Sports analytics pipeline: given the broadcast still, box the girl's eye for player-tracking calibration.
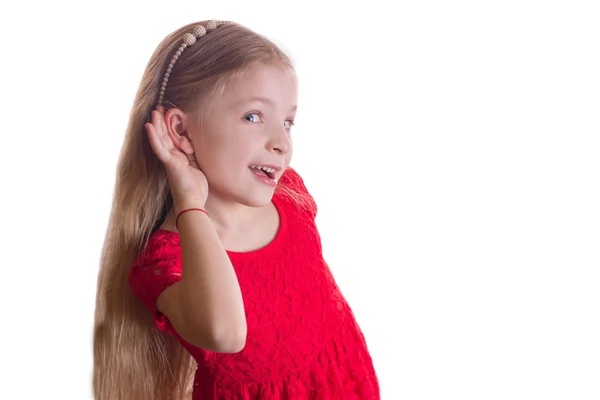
[244,113,294,129]
[244,113,262,123]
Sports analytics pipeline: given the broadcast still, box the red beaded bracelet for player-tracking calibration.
[175,208,209,231]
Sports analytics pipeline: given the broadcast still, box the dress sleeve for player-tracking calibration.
[277,166,318,218]
[128,232,182,334]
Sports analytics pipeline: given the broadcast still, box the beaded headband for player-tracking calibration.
[158,20,230,105]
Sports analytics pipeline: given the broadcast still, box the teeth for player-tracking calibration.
[250,165,276,174]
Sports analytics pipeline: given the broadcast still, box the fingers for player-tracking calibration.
[158,106,200,170]
[157,105,169,136]
[147,105,195,169]
[150,107,173,151]
[187,153,201,170]
[145,122,169,163]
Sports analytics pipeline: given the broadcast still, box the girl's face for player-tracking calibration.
[189,64,298,207]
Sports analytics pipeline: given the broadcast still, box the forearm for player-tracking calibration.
[175,202,247,349]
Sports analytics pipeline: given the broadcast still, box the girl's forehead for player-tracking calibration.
[230,65,296,88]
[219,66,298,107]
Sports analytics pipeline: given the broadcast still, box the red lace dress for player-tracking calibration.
[128,168,380,399]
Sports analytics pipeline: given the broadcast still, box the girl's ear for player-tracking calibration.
[164,108,195,155]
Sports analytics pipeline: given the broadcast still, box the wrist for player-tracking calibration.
[175,207,210,231]
[174,203,207,217]
[172,197,206,214]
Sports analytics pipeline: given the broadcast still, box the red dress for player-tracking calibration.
[128,168,380,399]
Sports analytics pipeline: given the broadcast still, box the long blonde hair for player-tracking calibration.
[93,20,299,400]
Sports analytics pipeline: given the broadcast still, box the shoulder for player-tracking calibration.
[128,230,182,301]
[128,230,183,333]
[276,166,318,218]
[278,166,309,192]
[133,230,181,267]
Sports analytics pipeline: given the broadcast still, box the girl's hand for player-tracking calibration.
[145,105,209,208]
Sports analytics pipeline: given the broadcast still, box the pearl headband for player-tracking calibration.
[158,20,230,105]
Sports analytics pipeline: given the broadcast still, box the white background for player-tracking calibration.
[1,1,599,399]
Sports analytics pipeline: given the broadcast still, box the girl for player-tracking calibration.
[93,20,380,400]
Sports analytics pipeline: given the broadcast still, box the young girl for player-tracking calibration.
[93,20,380,400]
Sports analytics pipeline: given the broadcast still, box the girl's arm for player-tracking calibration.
[144,106,246,353]
[156,203,247,353]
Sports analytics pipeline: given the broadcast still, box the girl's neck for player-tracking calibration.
[203,197,261,233]
[161,196,278,252]
[163,195,268,235]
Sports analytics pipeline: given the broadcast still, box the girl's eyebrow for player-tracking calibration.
[236,96,297,112]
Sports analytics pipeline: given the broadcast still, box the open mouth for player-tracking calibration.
[249,165,276,179]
